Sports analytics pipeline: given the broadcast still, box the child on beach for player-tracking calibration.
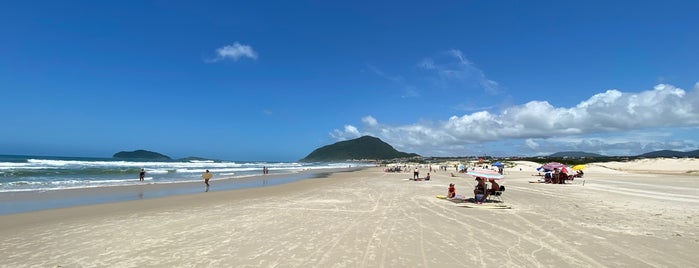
[448,183,456,198]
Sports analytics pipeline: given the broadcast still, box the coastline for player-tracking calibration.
[0,167,366,215]
[1,160,698,267]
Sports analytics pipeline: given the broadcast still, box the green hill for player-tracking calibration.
[113,150,171,160]
[549,151,605,158]
[637,149,699,158]
[300,136,419,162]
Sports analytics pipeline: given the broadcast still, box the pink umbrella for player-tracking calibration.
[542,162,566,170]
[467,169,504,180]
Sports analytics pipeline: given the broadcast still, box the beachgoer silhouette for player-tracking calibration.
[202,170,212,191]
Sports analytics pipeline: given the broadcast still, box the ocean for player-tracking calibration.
[0,154,372,214]
[0,154,369,193]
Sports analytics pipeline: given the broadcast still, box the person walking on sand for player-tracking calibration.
[202,169,212,187]
[139,168,146,182]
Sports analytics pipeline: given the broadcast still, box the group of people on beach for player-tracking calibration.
[412,167,431,181]
[139,168,214,191]
[447,177,500,204]
[543,168,582,184]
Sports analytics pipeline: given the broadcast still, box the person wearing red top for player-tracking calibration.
[447,183,456,198]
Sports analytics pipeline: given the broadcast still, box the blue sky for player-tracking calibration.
[1,1,698,161]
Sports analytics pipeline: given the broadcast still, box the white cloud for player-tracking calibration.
[525,139,539,149]
[331,83,699,156]
[210,42,258,62]
[362,116,378,126]
[369,50,502,99]
[330,125,361,140]
[419,49,503,94]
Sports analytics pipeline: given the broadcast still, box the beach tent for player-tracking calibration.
[492,162,504,167]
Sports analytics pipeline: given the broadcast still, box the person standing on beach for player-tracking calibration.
[139,168,146,182]
[413,167,419,180]
[202,169,212,189]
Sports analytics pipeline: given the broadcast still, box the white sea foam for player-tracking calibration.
[0,156,373,192]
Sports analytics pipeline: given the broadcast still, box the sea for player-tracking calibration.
[0,154,369,193]
[0,154,372,214]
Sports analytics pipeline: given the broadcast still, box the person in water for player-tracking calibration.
[139,168,146,182]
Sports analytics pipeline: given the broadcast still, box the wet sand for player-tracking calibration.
[0,160,697,267]
[0,168,356,215]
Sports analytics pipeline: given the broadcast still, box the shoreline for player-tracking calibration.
[1,161,698,266]
[0,167,358,232]
[0,167,367,215]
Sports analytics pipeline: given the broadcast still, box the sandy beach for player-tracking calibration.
[1,159,698,267]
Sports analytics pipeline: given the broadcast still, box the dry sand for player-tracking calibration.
[1,159,698,267]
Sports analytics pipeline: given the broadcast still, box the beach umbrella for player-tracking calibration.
[536,166,551,172]
[572,164,586,170]
[542,162,566,170]
[467,169,504,180]
[492,162,504,167]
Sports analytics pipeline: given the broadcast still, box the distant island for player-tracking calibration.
[300,136,419,162]
[113,150,172,160]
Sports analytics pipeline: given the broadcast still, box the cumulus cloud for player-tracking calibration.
[330,125,361,140]
[362,116,378,127]
[331,83,699,156]
[210,42,258,62]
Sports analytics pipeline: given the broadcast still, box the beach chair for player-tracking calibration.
[487,186,505,202]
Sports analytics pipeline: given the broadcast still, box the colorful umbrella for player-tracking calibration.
[572,164,586,170]
[492,162,505,167]
[467,169,504,180]
[542,162,566,170]
[536,166,550,172]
